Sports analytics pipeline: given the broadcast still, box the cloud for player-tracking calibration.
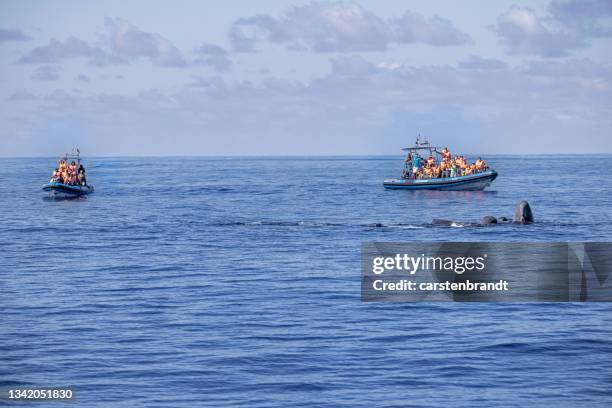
[103,17,187,67]
[229,1,471,52]
[6,56,610,155]
[76,74,90,82]
[18,36,109,64]
[31,65,61,81]
[493,2,612,58]
[330,55,380,76]
[392,11,472,46]
[193,43,232,72]
[7,90,37,101]
[0,28,31,43]
[458,55,507,70]
[17,18,187,67]
[548,0,612,36]
[492,6,584,57]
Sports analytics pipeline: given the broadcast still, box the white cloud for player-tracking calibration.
[492,6,584,57]
[4,57,611,155]
[548,0,612,36]
[31,65,61,81]
[17,18,187,67]
[230,1,471,52]
[193,43,232,72]
[103,17,187,67]
[493,1,612,58]
[18,36,109,64]
[459,55,507,70]
[0,28,31,43]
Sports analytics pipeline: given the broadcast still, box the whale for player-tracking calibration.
[480,215,498,225]
[514,200,534,224]
[432,200,534,227]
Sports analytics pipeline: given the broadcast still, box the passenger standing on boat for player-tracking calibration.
[78,164,87,186]
[449,162,456,177]
[403,153,412,178]
[426,155,435,168]
[405,152,412,165]
[412,155,421,179]
[441,147,451,161]
[438,161,446,178]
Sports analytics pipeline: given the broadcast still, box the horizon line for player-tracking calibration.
[2,152,612,159]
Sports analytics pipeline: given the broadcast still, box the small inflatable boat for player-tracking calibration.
[383,136,498,191]
[383,169,498,191]
[43,182,94,198]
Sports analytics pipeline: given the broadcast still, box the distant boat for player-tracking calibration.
[43,149,94,198]
[383,136,498,191]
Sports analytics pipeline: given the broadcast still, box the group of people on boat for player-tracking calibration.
[50,158,87,186]
[402,147,488,180]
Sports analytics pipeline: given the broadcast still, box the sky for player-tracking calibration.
[1,0,611,156]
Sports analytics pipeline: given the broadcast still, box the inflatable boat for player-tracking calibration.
[43,182,94,198]
[383,136,498,191]
[43,149,94,198]
[383,169,498,190]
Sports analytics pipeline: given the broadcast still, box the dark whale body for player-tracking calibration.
[432,200,534,227]
[480,216,498,225]
[514,200,534,224]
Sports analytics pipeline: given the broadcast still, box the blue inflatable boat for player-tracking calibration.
[383,136,498,191]
[43,150,94,198]
[383,169,498,190]
[43,182,94,198]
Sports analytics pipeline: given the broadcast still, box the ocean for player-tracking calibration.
[1,156,612,407]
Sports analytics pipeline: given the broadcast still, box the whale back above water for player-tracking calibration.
[432,200,534,227]
[480,216,498,225]
[514,200,534,224]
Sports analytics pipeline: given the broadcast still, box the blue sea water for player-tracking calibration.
[1,155,612,407]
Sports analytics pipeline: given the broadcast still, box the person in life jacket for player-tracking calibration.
[426,155,435,168]
[441,147,451,161]
[412,155,421,175]
[454,156,464,169]
[438,161,448,178]
[50,168,61,182]
[475,157,487,171]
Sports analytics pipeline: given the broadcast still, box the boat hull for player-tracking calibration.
[43,182,94,198]
[383,170,497,191]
